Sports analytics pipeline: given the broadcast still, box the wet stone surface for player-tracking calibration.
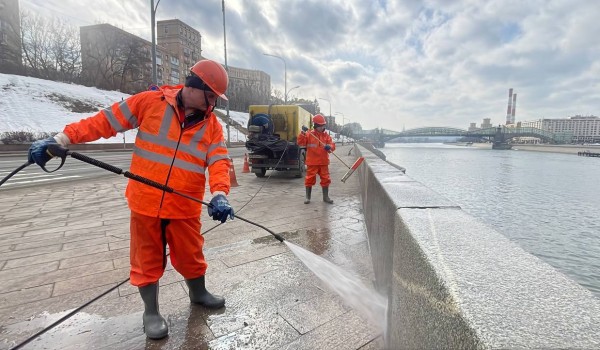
[0,145,383,349]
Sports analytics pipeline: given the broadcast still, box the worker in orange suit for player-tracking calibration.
[27,59,235,340]
[297,114,336,204]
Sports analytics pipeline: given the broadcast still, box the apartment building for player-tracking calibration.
[0,0,22,74]
[224,66,270,111]
[521,115,600,143]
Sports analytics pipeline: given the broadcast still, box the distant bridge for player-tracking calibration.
[351,126,567,149]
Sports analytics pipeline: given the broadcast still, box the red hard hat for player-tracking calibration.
[190,60,229,100]
[312,114,326,125]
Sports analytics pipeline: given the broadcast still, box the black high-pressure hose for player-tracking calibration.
[46,144,285,242]
[6,145,287,350]
[0,161,32,187]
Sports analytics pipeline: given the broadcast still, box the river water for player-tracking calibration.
[381,143,600,299]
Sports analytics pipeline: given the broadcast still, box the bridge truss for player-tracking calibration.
[352,126,564,144]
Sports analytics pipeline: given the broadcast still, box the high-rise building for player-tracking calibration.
[156,19,270,111]
[0,0,22,74]
[481,118,492,129]
[156,19,202,86]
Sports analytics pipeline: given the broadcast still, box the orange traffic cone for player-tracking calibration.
[243,153,250,173]
[228,158,239,187]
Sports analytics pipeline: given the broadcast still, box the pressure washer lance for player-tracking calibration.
[306,131,365,183]
[46,144,285,242]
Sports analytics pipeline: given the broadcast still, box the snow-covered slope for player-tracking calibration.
[0,73,249,143]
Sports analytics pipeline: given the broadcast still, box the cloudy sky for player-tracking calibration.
[20,0,600,130]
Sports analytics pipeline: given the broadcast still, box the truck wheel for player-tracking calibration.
[255,168,267,178]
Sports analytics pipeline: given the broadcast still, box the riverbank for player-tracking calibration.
[471,143,600,154]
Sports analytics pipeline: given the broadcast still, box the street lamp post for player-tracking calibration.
[150,0,161,85]
[222,0,230,146]
[318,97,331,121]
[335,112,349,145]
[286,85,300,102]
[263,53,287,104]
[335,111,345,132]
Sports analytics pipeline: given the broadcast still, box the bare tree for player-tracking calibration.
[20,10,81,81]
[50,20,81,82]
[20,11,50,78]
[117,38,149,93]
[270,88,284,105]
[80,28,120,90]
[81,25,149,93]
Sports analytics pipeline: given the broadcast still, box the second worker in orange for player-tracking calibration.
[297,114,336,204]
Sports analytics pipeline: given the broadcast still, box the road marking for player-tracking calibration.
[1,173,66,179]
[1,175,82,186]
[0,163,131,176]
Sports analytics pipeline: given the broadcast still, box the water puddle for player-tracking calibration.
[284,241,388,334]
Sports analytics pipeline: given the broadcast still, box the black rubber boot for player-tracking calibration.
[323,187,334,204]
[304,187,312,204]
[186,276,225,309]
[138,283,168,340]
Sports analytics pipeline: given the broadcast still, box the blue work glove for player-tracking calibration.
[301,125,308,134]
[324,144,332,152]
[208,194,234,223]
[28,137,57,167]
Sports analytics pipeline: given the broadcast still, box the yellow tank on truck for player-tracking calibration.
[248,105,313,142]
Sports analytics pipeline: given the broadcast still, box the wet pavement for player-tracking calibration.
[0,145,383,350]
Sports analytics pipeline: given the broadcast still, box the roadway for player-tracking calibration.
[0,147,248,190]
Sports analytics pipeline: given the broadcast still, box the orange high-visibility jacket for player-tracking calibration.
[297,130,335,165]
[62,85,230,219]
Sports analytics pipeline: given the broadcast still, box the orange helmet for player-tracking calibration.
[190,60,229,100]
[312,114,326,125]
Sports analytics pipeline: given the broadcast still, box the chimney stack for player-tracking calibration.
[511,93,517,124]
[506,88,513,125]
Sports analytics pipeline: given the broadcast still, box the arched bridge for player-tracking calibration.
[352,126,566,148]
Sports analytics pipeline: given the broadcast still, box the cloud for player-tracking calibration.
[20,0,600,130]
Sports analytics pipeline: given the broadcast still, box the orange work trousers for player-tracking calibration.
[129,210,207,287]
[305,165,331,187]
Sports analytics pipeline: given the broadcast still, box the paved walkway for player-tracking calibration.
[0,145,383,350]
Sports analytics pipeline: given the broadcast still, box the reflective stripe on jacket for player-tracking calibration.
[62,85,230,219]
[297,130,335,165]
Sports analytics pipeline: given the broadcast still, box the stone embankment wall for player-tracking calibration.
[354,144,600,349]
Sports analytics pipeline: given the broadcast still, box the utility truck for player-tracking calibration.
[245,105,313,178]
